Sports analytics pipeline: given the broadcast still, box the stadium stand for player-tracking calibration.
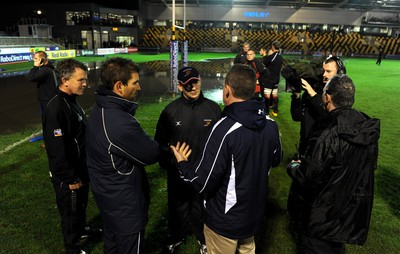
[139,27,400,57]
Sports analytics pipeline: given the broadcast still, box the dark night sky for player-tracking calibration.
[1,2,139,31]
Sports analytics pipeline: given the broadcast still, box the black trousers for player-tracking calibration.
[167,170,205,245]
[297,233,345,254]
[103,227,145,254]
[287,181,305,231]
[51,180,89,254]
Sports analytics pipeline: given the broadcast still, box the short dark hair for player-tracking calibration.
[100,57,140,90]
[272,41,281,50]
[323,55,346,74]
[324,74,355,108]
[55,58,88,84]
[246,49,256,55]
[225,64,256,100]
[35,50,47,59]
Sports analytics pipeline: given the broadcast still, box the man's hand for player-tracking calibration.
[69,181,83,190]
[286,160,301,178]
[300,78,317,97]
[170,141,192,163]
[34,57,44,67]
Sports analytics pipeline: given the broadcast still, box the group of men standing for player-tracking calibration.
[285,55,380,253]
[234,41,283,116]
[27,48,380,254]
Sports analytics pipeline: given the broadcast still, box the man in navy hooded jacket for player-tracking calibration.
[86,57,160,254]
[170,64,282,254]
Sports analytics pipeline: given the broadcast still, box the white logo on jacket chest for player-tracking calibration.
[175,121,182,126]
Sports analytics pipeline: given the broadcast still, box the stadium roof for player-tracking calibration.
[141,0,400,12]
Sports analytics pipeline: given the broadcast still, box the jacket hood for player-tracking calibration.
[222,98,266,130]
[332,107,380,146]
[95,86,138,115]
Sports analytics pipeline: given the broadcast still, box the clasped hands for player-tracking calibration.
[170,141,192,163]
[69,180,84,190]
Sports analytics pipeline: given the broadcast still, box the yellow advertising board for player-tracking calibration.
[47,50,77,59]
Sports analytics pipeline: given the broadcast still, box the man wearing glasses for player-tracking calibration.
[155,67,222,254]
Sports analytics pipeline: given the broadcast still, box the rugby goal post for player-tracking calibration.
[170,0,188,93]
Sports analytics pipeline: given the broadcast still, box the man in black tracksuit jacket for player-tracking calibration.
[234,42,250,64]
[155,67,222,254]
[27,50,57,119]
[43,59,89,254]
[244,49,269,98]
[261,41,283,115]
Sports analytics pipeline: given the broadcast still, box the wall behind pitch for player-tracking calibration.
[142,5,364,26]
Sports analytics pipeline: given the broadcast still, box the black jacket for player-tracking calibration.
[27,63,57,104]
[290,88,329,155]
[262,51,283,88]
[234,51,247,64]
[43,90,88,187]
[86,87,160,235]
[244,59,269,88]
[287,107,380,245]
[178,98,282,239]
[154,92,222,179]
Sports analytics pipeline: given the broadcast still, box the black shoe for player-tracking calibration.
[160,241,182,254]
[198,241,207,254]
[81,226,103,239]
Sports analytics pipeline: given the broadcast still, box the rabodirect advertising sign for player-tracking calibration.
[0,47,32,64]
[0,53,33,64]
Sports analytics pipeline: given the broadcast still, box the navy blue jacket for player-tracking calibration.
[86,87,160,235]
[178,98,282,239]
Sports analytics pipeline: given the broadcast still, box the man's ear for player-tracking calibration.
[113,81,123,95]
[177,84,184,92]
[224,84,231,98]
[324,93,333,109]
[326,93,332,102]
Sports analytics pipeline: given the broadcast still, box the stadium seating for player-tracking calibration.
[139,27,400,57]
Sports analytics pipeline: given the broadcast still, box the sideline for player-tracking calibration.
[0,104,94,156]
[0,131,42,155]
